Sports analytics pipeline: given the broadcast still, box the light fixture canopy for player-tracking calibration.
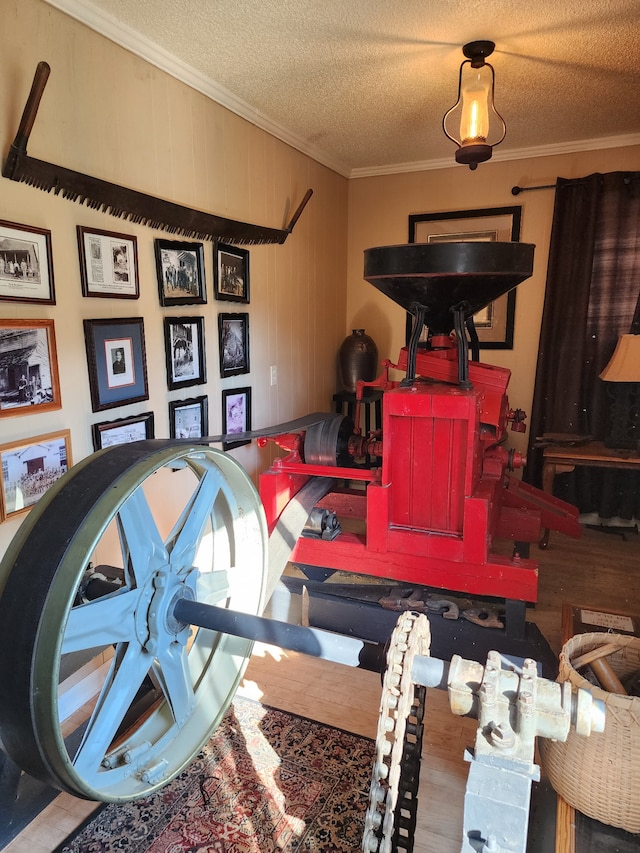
[443,40,506,170]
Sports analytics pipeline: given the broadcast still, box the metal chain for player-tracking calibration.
[362,612,431,853]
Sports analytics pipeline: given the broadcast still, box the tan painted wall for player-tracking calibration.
[347,145,640,455]
[0,0,348,554]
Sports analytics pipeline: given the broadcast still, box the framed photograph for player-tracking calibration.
[0,219,55,304]
[218,312,249,378]
[164,316,206,391]
[169,396,209,439]
[0,430,71,521]
[92,411,155,451]
[84,318,149,412]
[222,387,251,450]
[408,205,522,349]
[214,242,249,303]
[155,239,206,306]
[77,226,139,298]
[0,319,61,418]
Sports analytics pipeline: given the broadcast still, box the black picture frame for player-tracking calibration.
[169,395,209,439]
[77,226,140,299]
[0,219,55,304]
[407,205,522,349]
[92,411,155,450]
[155,239,206,306]
[0,319,62,418]
[218,312,250,377]
[222,387,251,450]
[214,242,250,303]
[84,317,149,412]
[164,316,206,391]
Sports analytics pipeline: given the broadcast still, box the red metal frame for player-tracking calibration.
[259,340,580,604]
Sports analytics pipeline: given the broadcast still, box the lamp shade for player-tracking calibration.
[599,334,640,382]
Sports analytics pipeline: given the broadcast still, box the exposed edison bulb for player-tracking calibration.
[459,66,492,143]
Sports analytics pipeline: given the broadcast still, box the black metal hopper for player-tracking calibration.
[363,241,535,334]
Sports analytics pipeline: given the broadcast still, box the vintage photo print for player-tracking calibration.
[105,337,135,389]
[164,317,206,390]
[218,313,249,377]
[0,220,55,304]
[77,227,139,298]
[0,320,61,417]
[0,430,71,519]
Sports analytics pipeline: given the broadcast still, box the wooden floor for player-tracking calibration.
[4,526,639,852]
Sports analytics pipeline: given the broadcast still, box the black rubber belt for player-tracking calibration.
[175,411,336,447]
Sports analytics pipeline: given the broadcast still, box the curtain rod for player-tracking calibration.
[512,174,638,196]
[511,183,556,195]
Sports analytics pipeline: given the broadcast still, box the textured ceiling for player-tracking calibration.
[48,0,640,176]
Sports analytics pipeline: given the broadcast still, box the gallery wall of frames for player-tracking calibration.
[0,219,253,523]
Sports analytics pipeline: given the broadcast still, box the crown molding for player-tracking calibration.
[350,134,640,179]
[43,1,640,182]
[42,0,353,177]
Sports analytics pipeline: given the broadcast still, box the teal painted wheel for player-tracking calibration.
[0,440,267,802]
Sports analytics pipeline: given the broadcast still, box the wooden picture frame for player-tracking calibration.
[0,429,71,521]
[222,387,251,450]
[155,239,206,306]
[164,316,206,390]
[0,219,55,304]
[214,242,249,303]
[169,396,209,439]
[77,226,140,298]
[84,318,149,412]
[0,319,62,418]
[408,205,522,349]
[92,411,155,451]
[218,312,249,377]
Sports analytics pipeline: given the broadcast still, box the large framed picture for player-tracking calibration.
[222,387,251,450]
[164,316,206,390]
[0,319,61,418]
[169,396,209,439]
[92,411,155,451]
[408,205,522,349]
[214,242,249,303]
[0,429,71,521]
[218,312,249,378]
[77,226,140,298]
[155,239,206,306]
[0,219,55,304]
[84,318,149,412]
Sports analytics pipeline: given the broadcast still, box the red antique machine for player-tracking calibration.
[259,241,580,606]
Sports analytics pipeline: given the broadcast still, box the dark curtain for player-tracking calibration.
[526,171,640,521]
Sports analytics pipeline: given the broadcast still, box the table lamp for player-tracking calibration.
[599,332,640,450]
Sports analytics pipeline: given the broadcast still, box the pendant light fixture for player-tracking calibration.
[443,40,506,170]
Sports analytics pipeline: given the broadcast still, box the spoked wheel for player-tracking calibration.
[0,440,268,802]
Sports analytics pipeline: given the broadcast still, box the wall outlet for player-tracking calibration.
[270,365,277,386]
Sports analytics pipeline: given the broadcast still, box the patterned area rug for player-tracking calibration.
[56,696,375,852]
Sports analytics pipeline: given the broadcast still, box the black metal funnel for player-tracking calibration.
[363,241,535,334]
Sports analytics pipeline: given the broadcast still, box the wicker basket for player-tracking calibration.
[539,632,640,833]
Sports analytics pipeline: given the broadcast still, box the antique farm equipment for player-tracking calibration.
[0,240,586,850]
[362,613,604,853]
[259,241,581,608]
[3,62,312,245]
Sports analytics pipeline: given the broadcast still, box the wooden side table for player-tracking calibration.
[540,441,640,547]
